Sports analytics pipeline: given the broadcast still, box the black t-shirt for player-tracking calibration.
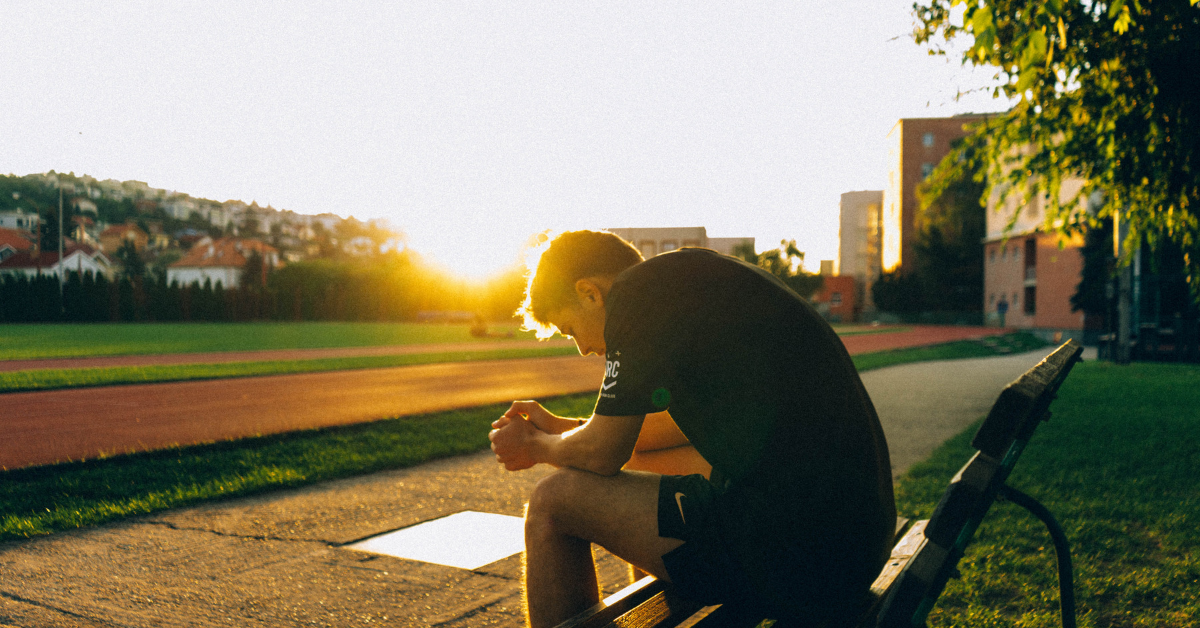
[595,248,895,597]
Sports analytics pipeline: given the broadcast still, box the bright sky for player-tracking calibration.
[0,1,1008,280]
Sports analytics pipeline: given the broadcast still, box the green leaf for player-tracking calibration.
[1114,5,1133,34]
[971,4,995,34]
[1022,30,1049,68]
[1016,68,1039,93]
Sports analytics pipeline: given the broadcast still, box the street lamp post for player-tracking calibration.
[58,183,65,312]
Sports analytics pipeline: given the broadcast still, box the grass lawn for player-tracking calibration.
[0,346,579,393]
[832,324,912,336]
[0,321,541,360]
[851,331,1048,372]
[895,361,1200,627]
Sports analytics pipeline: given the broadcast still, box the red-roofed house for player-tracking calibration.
[0,242,112,280]
[99,223,149,253]
[167,237,280,288]
[0,228,34,263]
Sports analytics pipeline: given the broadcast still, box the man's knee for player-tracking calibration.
[526,468,592,535]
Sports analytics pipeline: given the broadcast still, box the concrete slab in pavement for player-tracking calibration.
[0,347,1083,628]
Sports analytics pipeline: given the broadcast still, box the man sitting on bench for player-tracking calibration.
[488,230,896,627]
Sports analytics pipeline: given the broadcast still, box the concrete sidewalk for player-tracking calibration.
[0,348,1080,628]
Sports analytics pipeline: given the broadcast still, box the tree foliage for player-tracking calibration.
[114,240,146,281]
[914,0,1200,289]
[916,141,989,311]
[732,239,825,299]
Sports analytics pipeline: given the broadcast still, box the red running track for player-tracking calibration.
[0,326,996,470]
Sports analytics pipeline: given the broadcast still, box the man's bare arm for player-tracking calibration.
[490,403,644,476]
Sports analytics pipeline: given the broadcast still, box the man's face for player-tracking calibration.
[546,299,606,357]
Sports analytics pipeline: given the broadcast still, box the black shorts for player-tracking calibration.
[656,474,867,621]
[657,473,765,611]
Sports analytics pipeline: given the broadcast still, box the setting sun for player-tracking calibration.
[405,227,531,283]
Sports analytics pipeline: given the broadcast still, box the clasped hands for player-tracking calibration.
[489,400,578,471]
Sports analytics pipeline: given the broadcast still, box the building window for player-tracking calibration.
[638,241,656,258]
[988,293,995,305]
[660,240,678,253]
[923,132,935,147]
[1024,286,1036,315]
[921,163,935,178]
[1001,247,1007,261]
[989,249,996,263]
[831,292,842,307]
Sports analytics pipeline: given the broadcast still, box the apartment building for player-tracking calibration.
[983,178,1087,333]
[882,115,988,274]
[605,227,754,259]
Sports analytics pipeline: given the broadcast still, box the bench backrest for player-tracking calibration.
[874,340,1083,628]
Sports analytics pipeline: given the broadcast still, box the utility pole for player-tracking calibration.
[58,182,66,314]
[1115,212,1132,364]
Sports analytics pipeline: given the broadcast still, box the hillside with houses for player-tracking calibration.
[0,172,521,324]
[0,172,400,284]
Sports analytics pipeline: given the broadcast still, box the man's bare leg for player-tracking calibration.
[523,468,682,628]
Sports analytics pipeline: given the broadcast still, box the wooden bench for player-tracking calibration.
[554,340,1084,628]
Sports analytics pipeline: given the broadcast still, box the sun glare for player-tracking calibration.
[409,231,528,282]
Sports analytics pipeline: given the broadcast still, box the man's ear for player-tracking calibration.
[573,278,605,309]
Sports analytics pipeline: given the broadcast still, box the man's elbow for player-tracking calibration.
[573,443,629,476]
[588,458,627,477]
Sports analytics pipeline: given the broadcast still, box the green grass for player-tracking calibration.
[895,361,1200,627]
[0,322,541,360]
[0,394,599,541]
[851,331,1049,372]
[832,325,912,336]
[0,346,579,393]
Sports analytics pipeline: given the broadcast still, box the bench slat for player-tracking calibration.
[835,520,928,628]
[556,577,669,628]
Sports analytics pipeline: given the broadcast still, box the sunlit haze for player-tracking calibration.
[1,1,1009,281]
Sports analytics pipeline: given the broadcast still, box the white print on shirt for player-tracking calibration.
[600,355,620,398]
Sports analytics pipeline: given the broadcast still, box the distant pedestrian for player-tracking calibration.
[997,296,1009,328]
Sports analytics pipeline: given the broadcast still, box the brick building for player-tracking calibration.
[983,178,1087,334]
[882,115,988,274]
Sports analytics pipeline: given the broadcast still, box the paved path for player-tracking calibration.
[0,348,1072,628]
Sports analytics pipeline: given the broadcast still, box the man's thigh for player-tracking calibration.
[528,468,683,579]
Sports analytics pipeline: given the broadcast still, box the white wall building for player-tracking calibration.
[167,237,280,289]
[606,227,754,259]
[0,209,42,233]
[0,245,112,280]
